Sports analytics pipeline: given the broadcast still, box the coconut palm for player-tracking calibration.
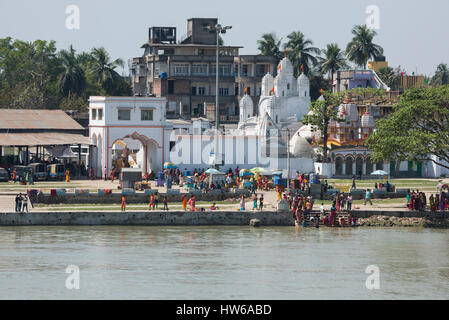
[257,33,283,62]
[283,31,320,77]
[346,25,384,69]
[318,43,348,83]
[89,47,124,95]
[431,63,449,86]
[377,66,398,90]
[58,45,86,98]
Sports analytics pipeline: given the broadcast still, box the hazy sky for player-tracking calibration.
[0,0,448,76]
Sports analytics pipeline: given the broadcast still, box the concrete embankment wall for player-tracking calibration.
[0,210,294,226]
[34,192,248,205]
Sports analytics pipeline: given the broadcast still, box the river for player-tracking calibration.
[0,226,448,299]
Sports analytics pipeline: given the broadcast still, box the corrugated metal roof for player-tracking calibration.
[0,109,84,130]
[0,132,91,146]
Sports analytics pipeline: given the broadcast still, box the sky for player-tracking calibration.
[0,0,448,77]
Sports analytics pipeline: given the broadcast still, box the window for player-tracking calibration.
[246,86,251,96]
[241,64,249,76]
[235,85,239,96]
[118,109,131,120]
[91,109,97,120]
[219,88,229,96]
[98,109,103,120]
[174,63,189,76]
[191,86,197,96]
[192,64,207,76]
[198,49,205,55]
[198,87,205,96]
[154,62,160,77]
[141,109,154,121]
[168,80,174,94]
[211,64,232,76]
[256,64,266,76]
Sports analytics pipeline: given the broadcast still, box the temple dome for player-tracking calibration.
[361,110,375,127]
[239,94,254,109]
[289,133,316,158]
[277,57,294,76]
[298,72,309,84]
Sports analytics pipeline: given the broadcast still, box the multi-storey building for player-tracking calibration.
[130,18,277,123]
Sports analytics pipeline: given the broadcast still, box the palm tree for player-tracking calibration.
[377,66,398,90]
[89,47,124,95]
[58,45,86,98]
[283,31,320,77]
[346,25,383,69]
[257,33,283,62]
[318,43,348,83]
[431,63,449,86]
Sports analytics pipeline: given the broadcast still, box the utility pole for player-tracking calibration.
[286,128,290,192]
[207,23,232,169]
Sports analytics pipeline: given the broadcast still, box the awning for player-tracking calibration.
[45,146,78,158]
[0,132,91,146]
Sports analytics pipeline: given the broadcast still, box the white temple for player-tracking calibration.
[238,56,311,132]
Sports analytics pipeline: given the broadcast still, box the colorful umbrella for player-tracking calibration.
[205,168,220,174]
[250,167,268,173]
[163,162,177,169]
[239,169,254,177]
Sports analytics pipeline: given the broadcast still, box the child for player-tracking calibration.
[259,194,264,210]
[252,194,258,210]
[210,203,218,210]
[163,196,168,210]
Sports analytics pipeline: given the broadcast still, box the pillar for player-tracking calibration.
[363,162,367,176]
[78,144,82,177]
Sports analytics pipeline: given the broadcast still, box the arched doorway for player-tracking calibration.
[366,156,373,175]
[335,156,343,175]
[345,157,353,176]
[112,132,161,175]
[356,156,364,177]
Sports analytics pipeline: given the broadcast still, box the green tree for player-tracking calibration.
[58,45,86,98]
[0,38,61,108]
[377,66,398,91]
[367,85,449,171]
[257,33,283,63]
[89,47,125,95]
[346,25,383,69]
[431,63,449,86]
[301,90,345,162]
[318,43,348,83]
[283,31,320,77]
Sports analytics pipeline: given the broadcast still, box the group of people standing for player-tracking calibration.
[14,193,30,213]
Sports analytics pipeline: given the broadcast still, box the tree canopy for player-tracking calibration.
[367,85,449,170]
[301,90,345,162]
[0,38,131,112]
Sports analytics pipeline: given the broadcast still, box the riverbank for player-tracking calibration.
[1,209,448,227]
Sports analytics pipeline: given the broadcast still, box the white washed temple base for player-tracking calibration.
[314,162,333,178]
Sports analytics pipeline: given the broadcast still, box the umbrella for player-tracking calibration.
[239,169,254,177]
[163,162,177,169]
[370,170,388,175]
[250,167,268,174]
[205,168,220,174]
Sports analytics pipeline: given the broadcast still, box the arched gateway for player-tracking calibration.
[89,96,172,178]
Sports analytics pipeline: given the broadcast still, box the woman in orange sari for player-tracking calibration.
[181,195,187,211]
